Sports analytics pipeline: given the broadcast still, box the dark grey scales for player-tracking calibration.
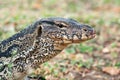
[0,17,96,80]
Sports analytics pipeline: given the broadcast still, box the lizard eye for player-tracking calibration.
[55,22,68,28]
[83,28,87,32]
[58,24,64,28]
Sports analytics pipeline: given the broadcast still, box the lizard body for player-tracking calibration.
[0,17,95,80]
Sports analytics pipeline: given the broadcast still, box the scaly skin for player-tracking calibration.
[0,17,95,80]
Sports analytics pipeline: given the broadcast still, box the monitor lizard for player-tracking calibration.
[0,17,96,80]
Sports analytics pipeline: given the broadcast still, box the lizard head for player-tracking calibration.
[38,17,96,50]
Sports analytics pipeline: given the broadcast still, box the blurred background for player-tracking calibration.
[0,0,120,80]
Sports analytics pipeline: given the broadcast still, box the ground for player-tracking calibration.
[0,0,120,80]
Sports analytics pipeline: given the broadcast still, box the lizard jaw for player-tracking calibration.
[62,31,96,44]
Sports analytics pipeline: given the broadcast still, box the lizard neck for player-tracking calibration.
[0,33,35,58]
[27,37,63,67]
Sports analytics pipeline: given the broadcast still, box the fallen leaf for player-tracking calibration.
[102,47,110,53]
[102,67,120,76]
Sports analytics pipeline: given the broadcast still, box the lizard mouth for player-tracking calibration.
[53,32,96,44]
[49,30,96,44]
[87,31,96,39]
[51,30,96,51]
[62,31,96,44]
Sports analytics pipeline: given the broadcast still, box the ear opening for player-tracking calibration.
[35,25,42,38]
